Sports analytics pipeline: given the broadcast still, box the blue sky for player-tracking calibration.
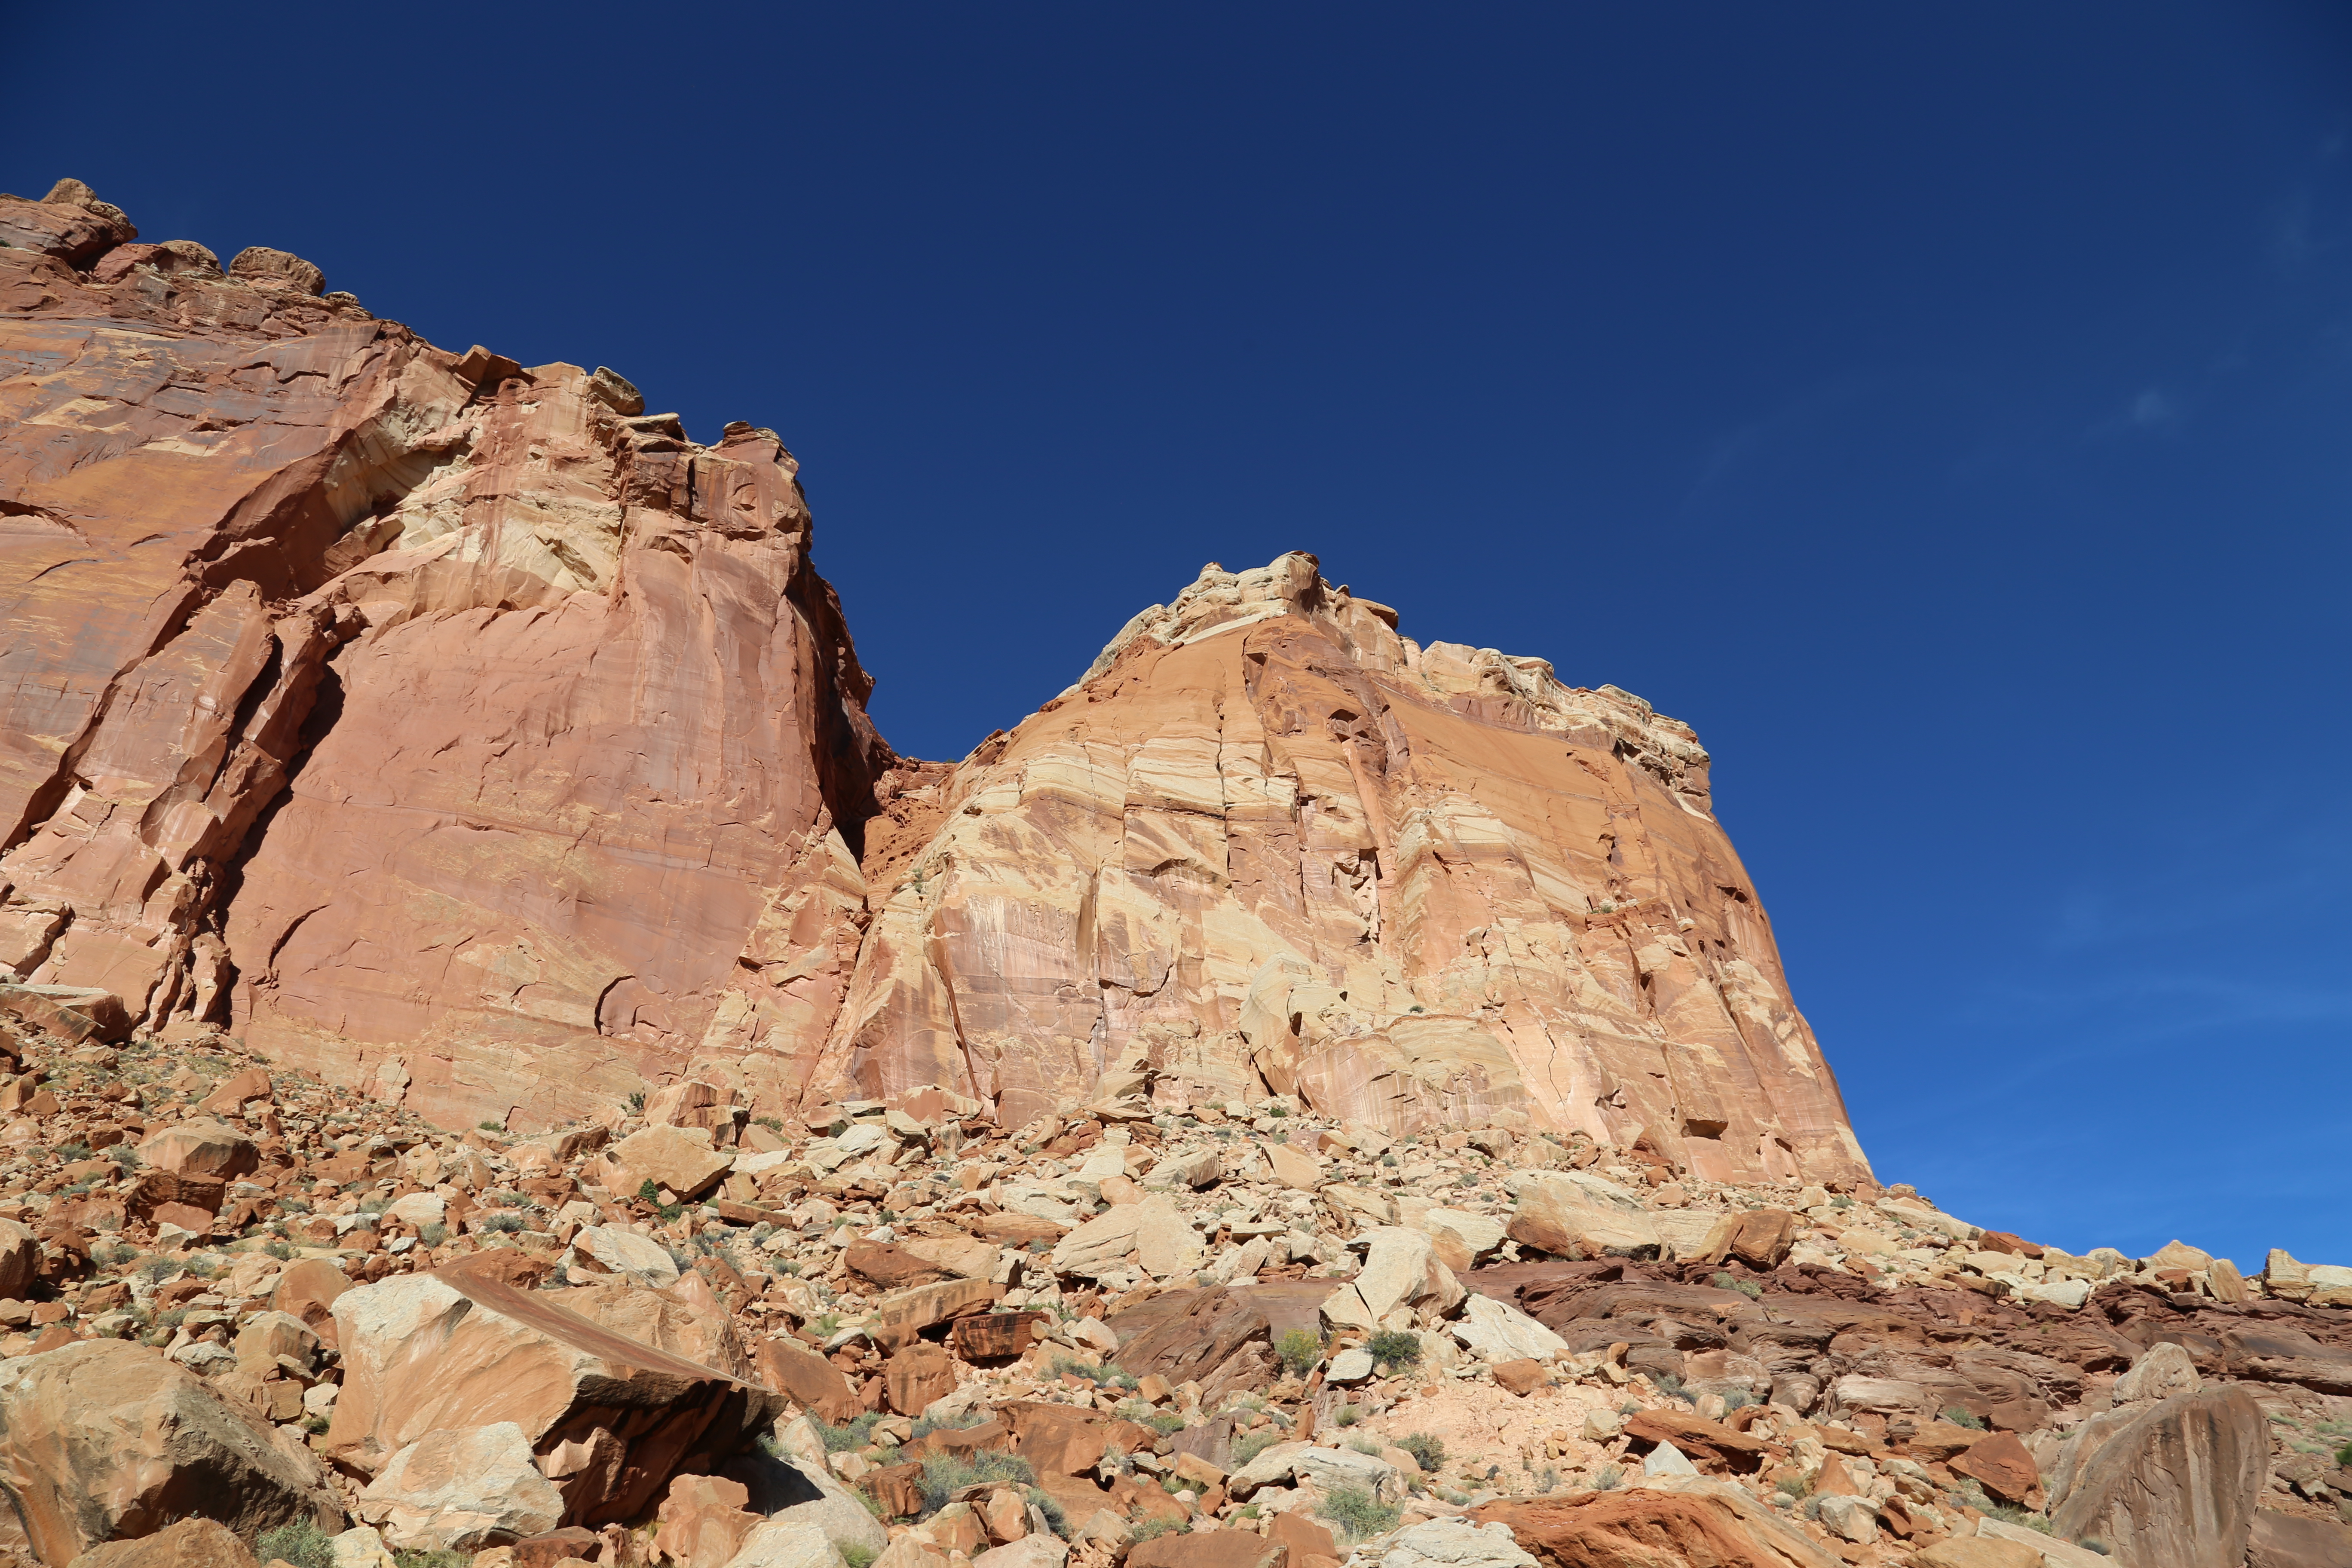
[15,2,2349,1270]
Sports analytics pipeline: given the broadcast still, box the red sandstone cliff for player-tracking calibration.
[0,181,1870,1184]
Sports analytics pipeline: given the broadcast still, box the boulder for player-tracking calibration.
[2246,1509,2352,1568]
[270,1257,355,1346]
[865,1278,1002,1350]
[609,1125,733,1200]
[1051,1206,1142,1277]
[567,1225,681,1287]
[0,984,132,1043]
[2048,1385,2268,1568]
[1621,1410,1766,1474]
[723,1519,852,1568]
[62,1516,260,1567]
[1127,1532,1280,1568]
[0,1339,343,1565]
[1369,1517,1534,1568]
[753,1335,862,1421]
[1705,1209,1800,1270]
[136,1119,259,1179]
[2112,1341,2200,1404]
[1473,1487,1839,1568]
[1950,1429,2042,1506]
[885,1342,958,1416]
[1504,1173,1662,1259]
[1263,1142,1323,1191]
[652,1472,762,1568]
[1135,1193,1205,1277]
[355,1421,566,1551]
[0,1216,38,1298]
[973,1537,1069,1568]
[327,1268,778,1527]
[1450,1292,1567,1364]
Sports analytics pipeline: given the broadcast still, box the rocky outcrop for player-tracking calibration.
[0,1338,343,1564]
[2,182,1867,1179]
[812,554,1868,1183]
[2047,1385,2269,1568]
[0,181,889,1130]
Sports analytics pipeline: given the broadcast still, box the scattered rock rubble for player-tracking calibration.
[0,1006,2342,1568]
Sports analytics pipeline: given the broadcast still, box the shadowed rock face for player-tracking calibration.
[0,182,1868,1181]
[814,554,1871,1185]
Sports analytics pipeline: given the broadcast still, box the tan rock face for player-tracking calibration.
[0,186,888,1130]
[809,554,1869,1185]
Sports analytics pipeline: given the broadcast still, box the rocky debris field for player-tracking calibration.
[0,995,2344,1568]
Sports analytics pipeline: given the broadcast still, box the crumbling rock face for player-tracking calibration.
[0,181,891,1130]
[814,554,1869,1184]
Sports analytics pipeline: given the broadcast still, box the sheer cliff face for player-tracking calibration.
[0,183,888,1129]
[0,182,1868,1184]
[816,555,1871,1186]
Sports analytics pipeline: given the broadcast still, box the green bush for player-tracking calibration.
[1396,1432,1446,1473]
[909,1410,991,1442]
[2335,1440,2352,1467]
[1120,1403,1185,1436]
[1317,1485,1400,1543]
[254,1521,335,1568]
[393,1552,469,1568]
[1942,1407,1988,1431]
[1594,1464,1623,1491]
[1130,1517,1190,1542]
[1709,1271,1762,1300]
[916,1449,1038,1514]
[1366,1329,1422,1367]
[1649,1372,1691,1404]
[842,1547,878,1568]
[1275,1328,1323,1376]
[816,1412,884,1452]
[1333,1405,1360,1427]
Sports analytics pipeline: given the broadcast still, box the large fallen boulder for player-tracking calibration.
[0,1338,344,1565]
[1473,1485,1840,1568]
[327,1267,781,1528]
[1503,1173,1662,1259]
[354,1421,566,1551]
[61,1516,260,1567]
[2047,1385,2268,1568]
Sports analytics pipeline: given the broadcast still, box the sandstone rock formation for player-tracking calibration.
[3,181,1867,1185]
[0,180,890,1132]
[814,554,1868,1184]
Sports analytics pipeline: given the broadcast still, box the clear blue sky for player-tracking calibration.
[17,3,2349,1271]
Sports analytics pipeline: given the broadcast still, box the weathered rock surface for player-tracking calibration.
[0,1338,343,1564]
[0,181,891,1130]
[2047,1386,2269,1568]
[808,554,1868,1182]
[1474,1485,1840,1568]
[354,1420,564,1550]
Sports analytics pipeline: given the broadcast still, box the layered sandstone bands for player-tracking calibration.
[0,181,1868,1185]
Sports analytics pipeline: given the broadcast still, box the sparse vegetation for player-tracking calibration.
[1710,1271,1762,1300]
[1275,1327,1323,1375]
[1942,1406,1988,1431]
[915,1449,1038,1514]
[1367,1328,1422,1367]
[254,1521,335,1568]
[1396,1432,1446,1473]
[815,1412,884,1451]
[1594,1464,1624,1491]
[841,1547,877,1568]
[1233,1430,1281,1468]
[1317,1485,1400,1543]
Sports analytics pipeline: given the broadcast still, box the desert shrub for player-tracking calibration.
[1026,1486,1069,1538]
[254,1522,335,1568]
[392,1553,468,1568]
[1593,1464,1623,1491]
[2335,1440,2352,1467]
[1318,1485,1400,1543]
[1649,1372,1692,1404]
[816,1412,884,1452]
[1333,1405,1360,1427]
[916,1449,1038,1514]
[1367,1329,1422,1367]
[1396,1432,1446,1473]
[1120,1404,1185,1436]
[1709,1271,1762,1300]
[1275,1328,1323,1375]
[909,1409,991,1442]
[1942,1407,1988,1431]
[841,1548,877,1568]
[478,1212,524,1234]
[1130,1517,1189,1541]
[1721,1390,1755,1411]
